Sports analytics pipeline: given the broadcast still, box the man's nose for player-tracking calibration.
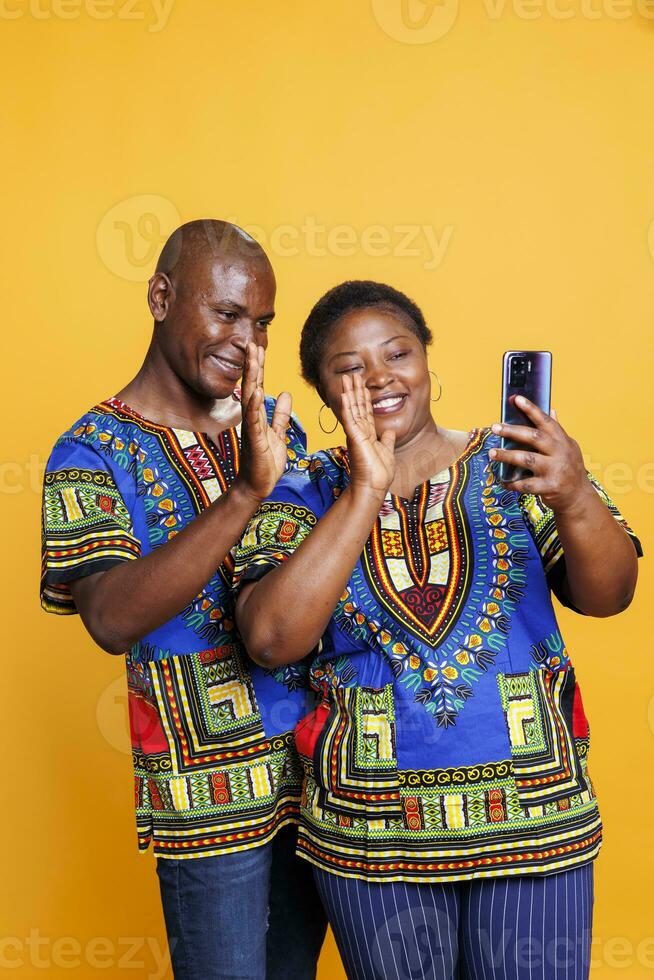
[230,319,256,349]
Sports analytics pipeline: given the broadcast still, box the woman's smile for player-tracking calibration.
[370,391,408,415]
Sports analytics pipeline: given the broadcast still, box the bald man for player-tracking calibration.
[41,221,326,979]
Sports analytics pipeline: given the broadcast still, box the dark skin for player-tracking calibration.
[236,307,638,669]
[70,220,293,655]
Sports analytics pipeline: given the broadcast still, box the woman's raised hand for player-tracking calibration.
[236,342,292,502]
[341,373,396,498]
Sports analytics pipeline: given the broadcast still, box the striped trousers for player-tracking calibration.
[314,863,594,980]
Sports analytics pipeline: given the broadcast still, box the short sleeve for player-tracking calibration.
[41,440,141,615]
[233,459,329,590]
[519,472,643,585]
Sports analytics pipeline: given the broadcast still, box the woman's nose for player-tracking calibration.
[366,366,394,390]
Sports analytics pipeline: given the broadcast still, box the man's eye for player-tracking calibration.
[257,321,270,331]
[218,311,237,320]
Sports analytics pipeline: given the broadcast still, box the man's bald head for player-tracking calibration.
[155,219,272,281]
[146,218,277,402]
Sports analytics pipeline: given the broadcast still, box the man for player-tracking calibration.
[41,220,326,979]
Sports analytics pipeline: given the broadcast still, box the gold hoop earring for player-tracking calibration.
[429,370,443,403]
[319,403,338,434]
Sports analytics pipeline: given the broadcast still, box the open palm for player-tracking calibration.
[341,373,396,496]
[239,343,292,500]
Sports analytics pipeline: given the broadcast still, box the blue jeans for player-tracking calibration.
[157,825,327,980]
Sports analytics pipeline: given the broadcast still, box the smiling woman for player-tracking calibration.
[234,280,642,980]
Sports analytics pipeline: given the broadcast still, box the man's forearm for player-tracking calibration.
[553,486,638,616]
[71,479,262,653]
[237,485,383,667]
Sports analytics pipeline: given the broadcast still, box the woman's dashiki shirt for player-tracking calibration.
[234,429,642,883]
[41,397,313,860]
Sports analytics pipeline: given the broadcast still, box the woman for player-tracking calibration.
[234,281,641,980]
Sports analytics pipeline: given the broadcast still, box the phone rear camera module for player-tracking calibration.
[509,356,527,387]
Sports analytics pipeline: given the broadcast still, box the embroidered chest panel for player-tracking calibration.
[363,465,471,647]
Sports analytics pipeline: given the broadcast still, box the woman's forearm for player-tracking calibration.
[553,484,638,616]
[236,485,384,667]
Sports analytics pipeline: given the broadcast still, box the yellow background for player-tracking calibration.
[2,1,654,976]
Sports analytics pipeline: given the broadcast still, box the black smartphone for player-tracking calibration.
[498,350,552,483]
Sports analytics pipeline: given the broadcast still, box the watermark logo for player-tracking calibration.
[96,194,181,282]
[372,0,654,42]
[96,674,131,755]
[371,0,460,43]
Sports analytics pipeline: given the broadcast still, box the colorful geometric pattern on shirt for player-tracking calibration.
[518,473,642,576]
[297,770,600,882]
[42,400,308,860]
[297,722,598,882]
[41,467,140,610]
[149,646,273,771]
[129,649,304,857]
[309,686,399,810]
[235,432,640,881]
[326,438,530,728]
[498,667,587,804]
[293,652,600,881]
[233,500,318,586]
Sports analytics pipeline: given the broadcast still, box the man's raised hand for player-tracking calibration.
[236,342,293,503]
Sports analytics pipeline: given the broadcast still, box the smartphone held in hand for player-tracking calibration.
[498,351,552,483]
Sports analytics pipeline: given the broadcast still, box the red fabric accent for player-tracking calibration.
[294,702,330,760]
[572,683,589,738]
[129,693,169,753]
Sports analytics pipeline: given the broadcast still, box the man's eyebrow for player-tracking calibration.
[329,335,409,362]
[206,300,275,320]
[207,299,245,312]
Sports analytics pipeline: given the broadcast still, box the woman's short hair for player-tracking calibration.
[299,280,433,389]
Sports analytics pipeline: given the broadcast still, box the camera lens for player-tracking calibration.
[510,356,527,387]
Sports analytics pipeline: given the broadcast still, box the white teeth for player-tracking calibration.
[375,396,403,408]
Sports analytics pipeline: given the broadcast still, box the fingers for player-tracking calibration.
[241,342,259,405]
[511,395,554,429]
[489,446,545,474]
[340,389,357,440]
[363,385,376,430]
[271,391,292,439]
[244,383,264,429]
[256,343,265,390]
[354,374,366,421]
[500,476,542,495]
[491,421,553,451]
[380,428,396,452]
[550,407,558,421]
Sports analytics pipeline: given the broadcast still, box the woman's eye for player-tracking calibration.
[389,351,408,361]
[339,365,362,374]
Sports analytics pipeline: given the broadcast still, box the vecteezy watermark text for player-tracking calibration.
[0,931,172,976]
[0,0,174,32]
[371,0,654,45]
[95,195,456,281]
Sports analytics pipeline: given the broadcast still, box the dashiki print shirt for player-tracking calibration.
[234,429,642,883]
[41,396,312,860]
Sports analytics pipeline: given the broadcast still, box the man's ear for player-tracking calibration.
[148,272,174,323]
